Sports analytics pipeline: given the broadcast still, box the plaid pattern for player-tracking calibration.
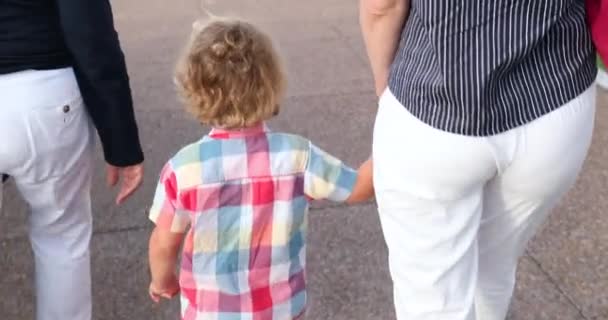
[149,124,356,320]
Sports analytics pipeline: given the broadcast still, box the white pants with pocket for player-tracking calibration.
[0,68,95,320]
[373,87,596,320]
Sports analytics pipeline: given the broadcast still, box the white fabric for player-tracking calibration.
[0,68,95,320]
[373,87,596,320]
[597,68,608,89]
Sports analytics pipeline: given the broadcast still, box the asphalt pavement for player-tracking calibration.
[1,1,607,319]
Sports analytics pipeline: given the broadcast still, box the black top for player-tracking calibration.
[389,0,597,136]
[0,0,143,166]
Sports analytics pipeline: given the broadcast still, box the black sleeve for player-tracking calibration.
[55,0,144,167]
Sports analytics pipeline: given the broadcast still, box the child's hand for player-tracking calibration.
[346,159,374,204]
[149,276,180,303]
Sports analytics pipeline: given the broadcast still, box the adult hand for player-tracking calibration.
[106,163,144,205]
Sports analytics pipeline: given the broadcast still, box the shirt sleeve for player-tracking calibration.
[149,163,190,233]
[55,0,143,167]
[304,143,357,202]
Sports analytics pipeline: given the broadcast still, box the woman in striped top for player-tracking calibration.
[360,0,597,319]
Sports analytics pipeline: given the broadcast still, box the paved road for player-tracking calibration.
[1,1,607,319]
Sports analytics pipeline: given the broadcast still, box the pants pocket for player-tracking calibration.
[26,97,92,181]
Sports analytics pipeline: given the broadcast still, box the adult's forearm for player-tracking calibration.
[73,68,143,167]
[56,0,144,166]
[360,0,410,96]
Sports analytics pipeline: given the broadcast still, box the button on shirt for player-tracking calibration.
[389,0,597,136]
[149,124,357,320]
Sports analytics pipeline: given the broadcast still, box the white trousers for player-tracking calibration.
[0,68,95,320]
[598,68,608,89]
[373,87,596,320]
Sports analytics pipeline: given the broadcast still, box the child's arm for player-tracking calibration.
[148,226,184,302]
[304,143,374,204]
[346,159,374,204]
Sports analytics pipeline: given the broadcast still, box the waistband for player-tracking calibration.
[0,67,81,110]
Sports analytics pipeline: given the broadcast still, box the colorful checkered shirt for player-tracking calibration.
[149,124,357,320]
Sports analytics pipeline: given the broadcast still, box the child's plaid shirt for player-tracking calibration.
[149,124,357,320]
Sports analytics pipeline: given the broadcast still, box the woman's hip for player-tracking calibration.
[372,90,496,202]
[0,67,93,181]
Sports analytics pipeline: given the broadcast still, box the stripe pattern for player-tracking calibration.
[389,0,597,136]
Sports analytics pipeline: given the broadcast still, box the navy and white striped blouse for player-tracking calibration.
[388,0,597,136]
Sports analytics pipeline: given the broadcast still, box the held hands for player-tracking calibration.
[149,275,180,303]
[106,163,144,205]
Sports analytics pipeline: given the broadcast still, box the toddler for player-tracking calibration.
[147,19,374,320]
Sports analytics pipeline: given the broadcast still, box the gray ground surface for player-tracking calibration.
[1,1,607,319]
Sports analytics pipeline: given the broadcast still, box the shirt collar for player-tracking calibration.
[209,122,269,139]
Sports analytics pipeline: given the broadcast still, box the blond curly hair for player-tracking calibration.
[175,19,286,129]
